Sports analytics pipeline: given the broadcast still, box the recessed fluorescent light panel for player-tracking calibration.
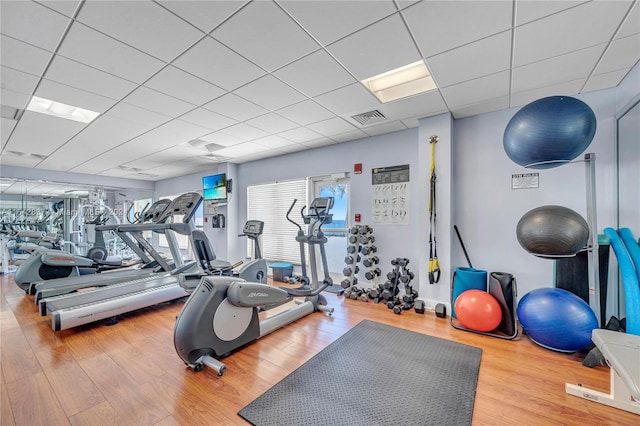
[361,60,436,103]
[26,96,100,123]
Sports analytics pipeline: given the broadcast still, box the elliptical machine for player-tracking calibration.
[173,197,335,376]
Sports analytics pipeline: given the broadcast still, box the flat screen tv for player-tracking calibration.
[203,173,227,202]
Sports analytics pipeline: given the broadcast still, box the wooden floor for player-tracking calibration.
[1,273,637,426]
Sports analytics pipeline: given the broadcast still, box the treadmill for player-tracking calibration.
[30,198,177,302]
[39,192,204,331]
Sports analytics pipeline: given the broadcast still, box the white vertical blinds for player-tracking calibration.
[247,179,307,263]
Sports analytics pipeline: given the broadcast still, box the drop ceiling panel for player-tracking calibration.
[1,67,39,98]
[144,65,226,106]
[37,0,82,18]
[220,123,269,141]
[215,141,271,157]
[44,55,137,100]
[135,145,205,163]
[377,90,448,121]
[328,14,420,80]
[275,100,335,126]
[513,1,632,67]
[0,35,52,76]
[582,69,630,93]
[157,0,248,33]
[0,153,43,168]
[76,0,204,62]
[253,135,297,149]
[126,120,212,152]
[122,86,195,117]
[234,75,306,111]
[203,93,268,122]
[273,50,356,97]
[427,31,512,88]
[616,1,639,39]
[0,88,31,111]
[514,1,587,26]
[173,36,265,91]
[277,127,323,143]
[404,1,513,57]
[105,103,171,128]
[58,22,165,84]
[314,83,380,117]
[278,0,398,46]
[198,132,245,147]
[451,95,510,120]
[1,118,16,145]
[300,138,335,148]
[4,111,85,156]
[593,34,640,75]
[361,121,408,137]
[440,71,511,109]
[511,44,606,93]
[178,108,237,132]
[245,113,298,134]
[511,79,586,108]
[0,1,70,51]
[212,1,319,72]
[330,129,369,143]
[35,79,117,113]
[307,117,358,137]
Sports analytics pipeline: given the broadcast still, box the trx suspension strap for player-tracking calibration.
[428,135,440,284]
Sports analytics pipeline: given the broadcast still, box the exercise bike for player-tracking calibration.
[173,197,335,376]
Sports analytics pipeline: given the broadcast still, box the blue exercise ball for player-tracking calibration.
[516,205,589,257]
[503,96,596,169]
[517,288,598,352]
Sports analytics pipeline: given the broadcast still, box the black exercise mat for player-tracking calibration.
[238,320,482,426]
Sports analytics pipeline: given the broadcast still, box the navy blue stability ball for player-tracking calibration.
[516,205,589,257]
[503,96,596,169]
[517,288,598,353]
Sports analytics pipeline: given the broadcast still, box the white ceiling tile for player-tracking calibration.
[328,14,420,80]
[276,143,308,154]
[203,93,268,122]
[1,118,17,145]
[105,103,171,128]
[157,0,248,33]
[451,95,510,119]
[273,50,356,97]
[361,121,408,137]
[307,117,358,137]
[278,127,323,143]
[512,44,606,93]
[253,135,297,149]
[76,0,203,62]
[276,100,335,126]
[128,120,211,151]
[245,113,298,134]
[427,31,512,87]
[35,79,117,113]
[401,117,420,128]
[215,141,271,157]
[300,138,336,148]
[4,111,85,156]
[178,108,237,131]
[404,1,513,57]
[278,0,398,46]
[377,90,448,121]
[1,67,39,96]
[44,55,137,100]
[314,83,380,116]
[0,152,42,168]
[331,129,368,143]
[198,132,245,147]
[142,145,205,162]
[440,71,511,108]
[513,1,631,67]
[35,0,82,17]
[234,75,306,111]
[123,86,195,117]
[0,0,70,51]
[0,35,51,76]
[582,69,630,93]
[616,0,639,39]
[144,65,226,106]
[1,88,31,110]
[220,123,269,141]
[594,34,640,75]
[173,36,265,91]
[515,1,588,26]
[212,1,319,72]
[57,22,164,84]
[510,79,586,108]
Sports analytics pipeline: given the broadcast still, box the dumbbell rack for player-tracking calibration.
[341,225,380,301]
[368,257,423,314]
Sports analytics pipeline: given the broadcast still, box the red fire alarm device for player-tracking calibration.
[354,213,361,222]
[354,163,362,174]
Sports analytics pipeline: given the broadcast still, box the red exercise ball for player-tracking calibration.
[454,289,502,332]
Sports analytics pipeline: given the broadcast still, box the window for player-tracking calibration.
[247,179,307,263]
[312,177,350,274]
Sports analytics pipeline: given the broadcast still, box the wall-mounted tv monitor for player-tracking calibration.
[203,173,227,201]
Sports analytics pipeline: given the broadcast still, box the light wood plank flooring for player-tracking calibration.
[1,273,637,425]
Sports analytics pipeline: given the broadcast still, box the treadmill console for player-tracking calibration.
[242,220,264,237]
[142,199,173,223]
[156,192,203,224]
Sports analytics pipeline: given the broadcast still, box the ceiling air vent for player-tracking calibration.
[351,109,386,126]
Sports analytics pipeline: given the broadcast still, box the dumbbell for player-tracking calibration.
[387,271,398,281]
[341,278,352,289]
[358,225,372,235]
[368,285,383,299]
[363,256,379,267]
[349,226,360,235]
[342,265,359,276]
[359,235,375,244]
[348,235,359,244]
[344,255,360,264]
[349,287,365,300]
[386,298,400,310]
[400,271,415,283]
[402,289,419,303]
[347,245,358,254]
[364,268,381,280]
[359,292,369,302]
[414,299,426,314]
[360,245,377,255]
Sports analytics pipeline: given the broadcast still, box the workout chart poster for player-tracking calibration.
[371,164,410,225]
